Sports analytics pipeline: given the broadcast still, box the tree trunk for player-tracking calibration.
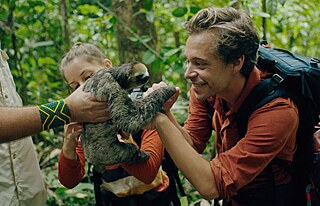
[8,0,28,104]
[112,0,161,84]
[60,0,71,52]
[262,0,267,41]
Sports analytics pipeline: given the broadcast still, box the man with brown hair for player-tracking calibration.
[146,7,300,205]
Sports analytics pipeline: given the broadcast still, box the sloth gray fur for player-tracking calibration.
[81,62,176,173]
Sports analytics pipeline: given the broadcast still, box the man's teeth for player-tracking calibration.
[193,83,206,87]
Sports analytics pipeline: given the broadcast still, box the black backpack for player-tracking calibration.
[235,44,320,205]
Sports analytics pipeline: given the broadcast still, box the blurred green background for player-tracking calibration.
[0,0,319,205]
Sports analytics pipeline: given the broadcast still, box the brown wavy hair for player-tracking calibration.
[185,7,259,77]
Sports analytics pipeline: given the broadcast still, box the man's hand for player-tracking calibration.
[144,82,180,112]
[65,84,110,123]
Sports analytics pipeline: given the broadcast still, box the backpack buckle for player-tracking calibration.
[268,74,284,95]
[270,73,284,87]
[311,58,320,68]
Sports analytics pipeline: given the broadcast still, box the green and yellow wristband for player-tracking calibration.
[37,99,71,131]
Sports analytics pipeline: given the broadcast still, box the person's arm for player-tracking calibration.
[122,129,164,184]
[0,106,41,143]
[58,123,86,188]
[143,83,218,199]
[144,83,213,151]
[166,111,194,146]
[153,113,219,200]
[0,85,109,143]
[58,145,86,188]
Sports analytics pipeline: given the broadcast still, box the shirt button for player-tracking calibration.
[4,94,8,98]
[13,154,16,159]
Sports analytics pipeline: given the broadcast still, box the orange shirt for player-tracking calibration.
[58,129,169,190]
[184,67,299,201]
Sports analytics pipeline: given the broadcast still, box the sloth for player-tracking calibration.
[81,62,176,173]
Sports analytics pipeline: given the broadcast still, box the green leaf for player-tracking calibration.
[140,35,152,43]
[78,4,100,15]
[146,11,155,23]
[252,11,271,18]
[38,57,56,66]
[190,6,201,14]
[128,36,139,42]
[278,0,286,6]
[267,0,278,16]
[142,50,156,64]
[228,0,239,7]
[150,57,161,72]
[173,62,185,74]
[172,7,188,17]
[145,0,153,11]
[164,48,180,57]
[28,1,45,7]
[180,196,188,206]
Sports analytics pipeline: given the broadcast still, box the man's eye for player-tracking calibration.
[196,61,204,66]
[196,62,208,68]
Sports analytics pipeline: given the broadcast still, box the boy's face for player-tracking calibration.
[184,30,237,101]
[63,57,108,90]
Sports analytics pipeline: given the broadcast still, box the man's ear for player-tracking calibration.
[103,58,112,68]
[232,55,245,73]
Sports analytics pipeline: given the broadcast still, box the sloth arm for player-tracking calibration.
[58,143,86,188]
[122,129,164,184]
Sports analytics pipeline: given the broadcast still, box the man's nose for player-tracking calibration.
[184,64,197,79]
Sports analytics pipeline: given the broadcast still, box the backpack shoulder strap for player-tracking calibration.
[237,76,291,137]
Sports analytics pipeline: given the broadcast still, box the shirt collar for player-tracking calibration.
[213,67,261,114]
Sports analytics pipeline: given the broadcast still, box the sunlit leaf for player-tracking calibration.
[140,35,152,43]
[128,36,139,42]
[278,0,286,6]
[38,57,56,66]
[252,11,271,18]
[146,11,155,22]
[180,196,188,206]
[228,0,239,7]
[142,50,156,64]
[164,48,180,57]
[78,4,100,15]
[267,0,278,16]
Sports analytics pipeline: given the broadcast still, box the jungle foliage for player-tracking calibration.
[0,0,319,205]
